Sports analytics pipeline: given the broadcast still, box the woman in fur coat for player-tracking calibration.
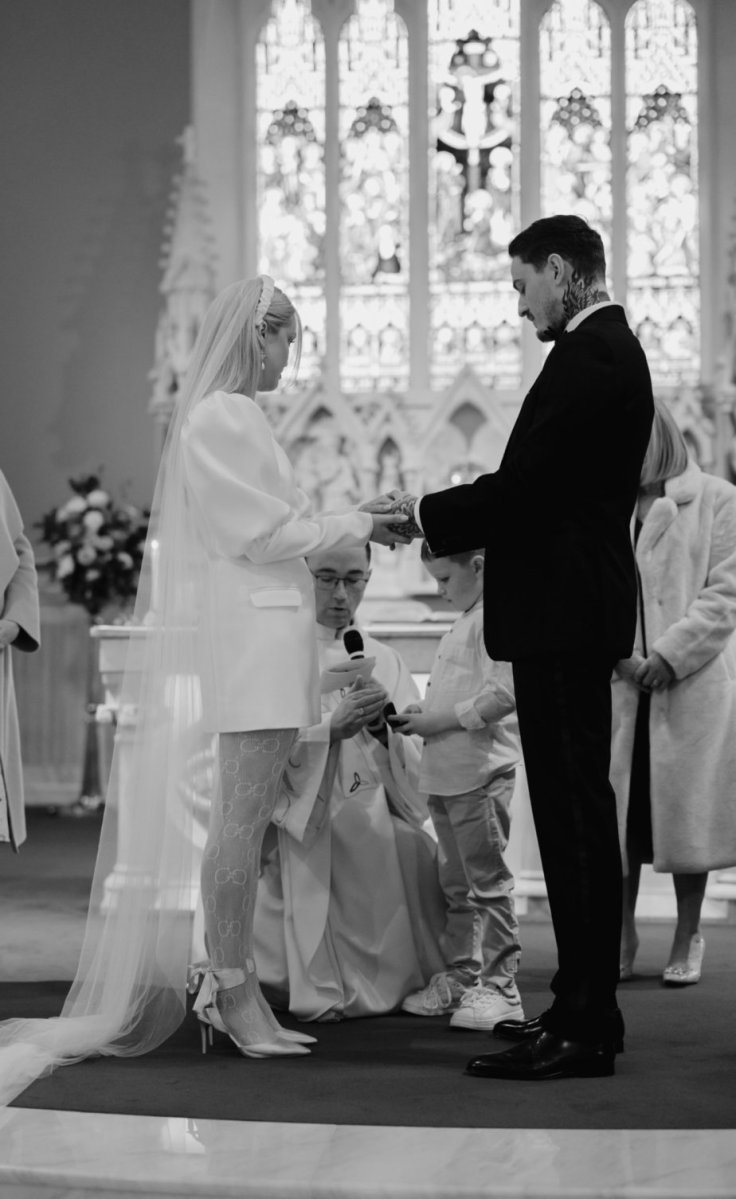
[0,469,40,850]
[611,398,736,987]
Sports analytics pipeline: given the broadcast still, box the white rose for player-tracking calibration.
[64,496,87,516]
[117,552,134,569]
[86,489,110,508]
[57,554,75,579]
[77,545,97,565]
[83,511,105,533]
[54,540,72,556]
[86,569,101,581]
[93,535,114,551]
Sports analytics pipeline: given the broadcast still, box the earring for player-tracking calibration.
[260,358,265,369]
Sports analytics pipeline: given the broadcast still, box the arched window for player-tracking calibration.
[194,0,706,471]
[256,0,326,383]
[428,3,522,390]
[625,0,700,385]
[539,0,612,256]
[250,0,702,402]
[339,1,410,393]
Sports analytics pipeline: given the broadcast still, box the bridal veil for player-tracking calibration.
[0,277,289,1103]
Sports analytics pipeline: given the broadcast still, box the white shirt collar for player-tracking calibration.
[565,300,617,334]
[316,622,343,642]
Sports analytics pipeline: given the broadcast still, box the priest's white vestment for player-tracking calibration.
[254,624,447,1021]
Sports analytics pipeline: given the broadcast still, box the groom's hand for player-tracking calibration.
[368,511,412,547]
[386,493,422,541]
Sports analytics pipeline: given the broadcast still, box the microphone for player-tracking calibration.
[343,629,364,660]
[343,630,384,733]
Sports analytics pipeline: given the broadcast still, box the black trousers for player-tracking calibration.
[512,652,622,1042]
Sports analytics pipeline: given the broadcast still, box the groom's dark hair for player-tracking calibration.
[508,215,606,283]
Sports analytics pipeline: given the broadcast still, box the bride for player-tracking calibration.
[0,275,405,1098]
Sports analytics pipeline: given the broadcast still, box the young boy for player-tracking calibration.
[392,542,524,1030]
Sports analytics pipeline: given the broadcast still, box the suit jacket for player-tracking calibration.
[420,307,654,661]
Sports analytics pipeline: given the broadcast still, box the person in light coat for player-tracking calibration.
[611,397,736,987]
[254,543,445,1022]
[0,469,40,851]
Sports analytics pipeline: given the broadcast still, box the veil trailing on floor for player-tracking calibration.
[0,278,280,1104]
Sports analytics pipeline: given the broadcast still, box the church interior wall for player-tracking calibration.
[2,0,736,536]
[0,0,191,537]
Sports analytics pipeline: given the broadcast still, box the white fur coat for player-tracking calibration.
[610,459,736,873]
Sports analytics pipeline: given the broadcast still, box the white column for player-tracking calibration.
[609,0,629,307]
[191,0,245,287]
[397,0,429,405]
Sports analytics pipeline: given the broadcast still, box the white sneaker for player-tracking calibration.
[449,986,525,1031]
[401,972,469,1016]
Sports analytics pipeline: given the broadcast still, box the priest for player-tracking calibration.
[254,543,446,1022]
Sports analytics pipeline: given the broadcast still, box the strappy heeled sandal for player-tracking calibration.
[186,962,311,1057]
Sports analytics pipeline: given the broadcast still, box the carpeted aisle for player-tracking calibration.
[3,920,736,1129]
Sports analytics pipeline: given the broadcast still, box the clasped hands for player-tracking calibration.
[617,650,675,692]
[360,490,422,550]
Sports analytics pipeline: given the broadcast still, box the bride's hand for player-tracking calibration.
[359,495,396,514]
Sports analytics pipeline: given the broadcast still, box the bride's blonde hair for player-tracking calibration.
[186,277,302,405]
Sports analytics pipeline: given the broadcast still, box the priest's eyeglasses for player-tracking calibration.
[310,572,370,591]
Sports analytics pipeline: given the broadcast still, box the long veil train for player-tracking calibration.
[0,283,273,1105]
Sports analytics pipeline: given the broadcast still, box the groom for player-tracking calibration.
[379,215,654,1080]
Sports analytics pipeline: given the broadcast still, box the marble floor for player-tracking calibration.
[1,1107,735,1199]
[3,816,735,1199]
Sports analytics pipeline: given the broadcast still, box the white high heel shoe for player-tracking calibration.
[186,963,311,1057]
[187,961,316,1045]
[662,934,705,987]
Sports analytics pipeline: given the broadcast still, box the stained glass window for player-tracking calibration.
[626,0,699,386]
[539,1,612,258]
[428,1,522,390]
[339,0,409,394]
[252,0,702,407]
[256,0,326,383]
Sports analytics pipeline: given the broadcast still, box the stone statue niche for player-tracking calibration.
[290,407,362,513]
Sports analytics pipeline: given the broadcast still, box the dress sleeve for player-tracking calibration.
[181,393,372,562]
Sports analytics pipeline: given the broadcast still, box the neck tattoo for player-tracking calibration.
[561,275,610,325]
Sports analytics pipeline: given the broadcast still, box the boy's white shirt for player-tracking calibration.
[419,600,520,796]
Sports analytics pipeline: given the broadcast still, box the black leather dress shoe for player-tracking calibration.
[466,1030,615,1080]
[494,1010,625,1054]
[493,1014,546,1041]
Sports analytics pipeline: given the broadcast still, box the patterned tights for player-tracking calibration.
[200,728,296,1046]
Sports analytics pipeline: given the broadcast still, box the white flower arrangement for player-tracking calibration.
[36,472,151,618]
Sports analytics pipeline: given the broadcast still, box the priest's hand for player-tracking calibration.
[329,677,388,743]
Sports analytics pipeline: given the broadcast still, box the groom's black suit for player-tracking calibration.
[420,306,654,1042]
